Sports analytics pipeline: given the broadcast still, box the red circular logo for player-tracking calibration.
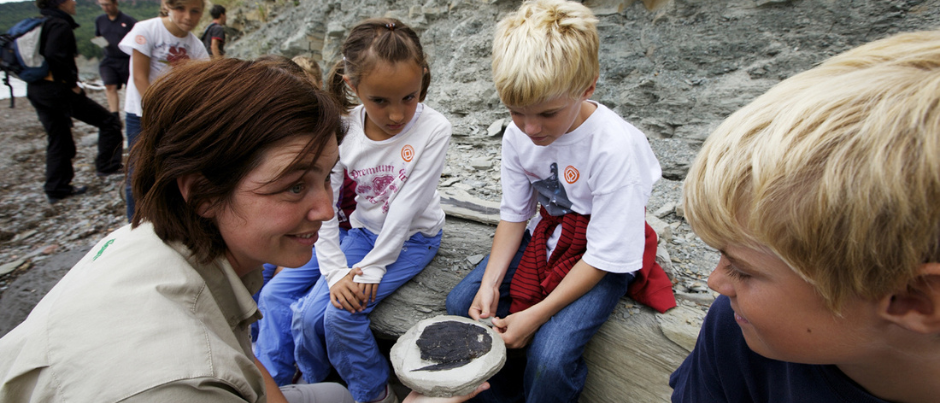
[564,165,580,184]
[401,145,415,162]
[134,35,146,45]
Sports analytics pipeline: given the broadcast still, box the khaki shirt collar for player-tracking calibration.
[170,242,264,329]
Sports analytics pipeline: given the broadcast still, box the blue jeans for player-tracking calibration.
[255,229,347,385]
[250,263,279,342]
[292,227,442,402]
[124,112,141,222]
[446,232,634,403]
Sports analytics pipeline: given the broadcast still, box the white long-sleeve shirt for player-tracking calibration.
[316,104,451,286]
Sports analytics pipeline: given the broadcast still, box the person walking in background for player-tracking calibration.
[118,0,209,222]
[201,4,226,58]
[93,0,136,116]
[28,0,124,204]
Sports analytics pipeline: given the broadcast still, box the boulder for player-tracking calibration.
[371,218,705,403]
[0,247,90,337]
[0,217,703,402]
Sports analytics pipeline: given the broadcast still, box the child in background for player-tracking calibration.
[256,18,451,403]
[445,1,675,402]
[670,31,940,403]
[119,0,209,222]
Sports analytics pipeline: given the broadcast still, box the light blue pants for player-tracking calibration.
[255,229,347,385]
[292,227,442,402]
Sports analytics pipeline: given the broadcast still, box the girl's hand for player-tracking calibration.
[356,280,378,305]
[402,382,490,403]
[491,310,542,349]
[330,268,365,313]
[468,284,500,321]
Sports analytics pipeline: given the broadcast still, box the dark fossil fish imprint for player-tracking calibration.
[412,321,492,372]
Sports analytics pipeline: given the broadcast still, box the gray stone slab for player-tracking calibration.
[0,247,90,338]
[391,315,505,398]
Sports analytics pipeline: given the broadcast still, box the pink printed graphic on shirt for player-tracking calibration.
[352,165,409,214]
[372,175,394,194]
[166,46,190,65]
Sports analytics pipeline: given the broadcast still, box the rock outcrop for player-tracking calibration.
[3,1,938,402]
[372,216,704,402]
[217,1,940,401]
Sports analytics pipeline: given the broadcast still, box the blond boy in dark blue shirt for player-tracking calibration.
[671,30,940,403]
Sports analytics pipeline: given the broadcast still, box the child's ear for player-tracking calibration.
[880,262,940,334]
[176,174,215,218]
[579,75,599,101]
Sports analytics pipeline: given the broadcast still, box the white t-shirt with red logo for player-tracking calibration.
[119,18,209,116]
[316,103,451,286]
[500,101,662,274]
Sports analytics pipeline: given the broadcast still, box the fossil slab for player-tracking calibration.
[391,315,505,397]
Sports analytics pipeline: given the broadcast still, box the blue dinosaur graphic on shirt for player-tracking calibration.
[532,162,573,216]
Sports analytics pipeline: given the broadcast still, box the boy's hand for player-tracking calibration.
[329,268,366,313]
[491,310,542,349]
[357,281,378,305]
[468,284,500,321]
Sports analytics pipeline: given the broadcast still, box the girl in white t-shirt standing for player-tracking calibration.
[257,18,451,403]
[118,0,209,222]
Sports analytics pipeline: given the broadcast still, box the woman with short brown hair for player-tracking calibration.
[0,58,346,402]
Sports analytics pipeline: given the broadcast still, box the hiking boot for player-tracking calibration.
[96,168,123,178]
[47,185,88,204]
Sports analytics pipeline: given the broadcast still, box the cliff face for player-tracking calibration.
[227,0,939,147]
[216,1,938,401]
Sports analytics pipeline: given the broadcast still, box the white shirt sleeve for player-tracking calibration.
[118,20,152,58]
[315,160,352,287]
[499,130,538,222]
[582,130,659,273]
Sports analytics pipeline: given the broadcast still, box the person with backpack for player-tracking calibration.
[201,5,225,58]
[27,0,124,204]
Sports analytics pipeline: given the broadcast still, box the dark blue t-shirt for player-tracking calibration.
[669,295,888,403]
[94,11,136,60]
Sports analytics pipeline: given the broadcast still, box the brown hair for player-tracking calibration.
[130,58,344,264]
[255,54,306,77]
[327,18,430,112]
[159,0,200,18]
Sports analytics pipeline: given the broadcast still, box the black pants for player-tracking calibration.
[26,81,123,198]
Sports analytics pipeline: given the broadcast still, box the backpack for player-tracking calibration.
[200,22,216,53]
[1,17,48,108]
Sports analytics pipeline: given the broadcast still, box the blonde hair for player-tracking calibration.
[292,56,323,89]
[492,0,599,106]
[684,31,940,312]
